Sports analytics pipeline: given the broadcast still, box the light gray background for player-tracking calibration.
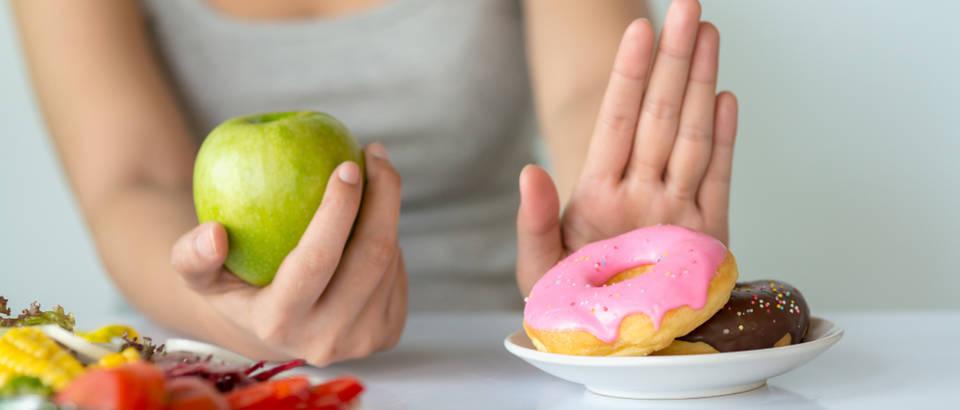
[1,1,958,323]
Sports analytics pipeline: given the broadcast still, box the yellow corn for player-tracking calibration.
[76,324,140,343]
[0,327,85,391]
[95,347,141,369]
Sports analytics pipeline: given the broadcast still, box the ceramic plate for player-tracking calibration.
[504,316,842,399]
[164,338,257,365]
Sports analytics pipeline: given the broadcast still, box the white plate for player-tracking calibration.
[164,338,257,365]
[504,316,843,399]
[163,338,320,382]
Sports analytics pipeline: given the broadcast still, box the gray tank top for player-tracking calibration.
[141,0,535,310]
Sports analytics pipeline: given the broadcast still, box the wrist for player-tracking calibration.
[181,292,289,361]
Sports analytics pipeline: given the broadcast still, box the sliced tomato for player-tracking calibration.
[271,375,310,398]
[305,394,349,410]
[226,376,311,410]
[166,377,229,410]
[227,382,278,410]
[309,376,364,403]
[55,362,166,410]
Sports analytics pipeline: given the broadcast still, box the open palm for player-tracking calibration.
[516,0,739,294]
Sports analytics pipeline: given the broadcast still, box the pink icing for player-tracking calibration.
[523,225,727,343]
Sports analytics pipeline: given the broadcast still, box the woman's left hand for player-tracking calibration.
[516,0,739,294]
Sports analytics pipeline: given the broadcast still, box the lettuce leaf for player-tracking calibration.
[0,376,53,398]
[0,297,76,331]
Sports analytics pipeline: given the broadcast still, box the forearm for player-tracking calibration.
[86,184,279,358]
[524,0,651,202]
[539,87,606,203]
[11,0,275,355]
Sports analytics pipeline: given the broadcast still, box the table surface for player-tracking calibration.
[116,310,957,410]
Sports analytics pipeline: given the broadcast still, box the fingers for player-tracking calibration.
[629,0,702,180]
[666,22,720,199]
[171,222,229,291]
[698,91,738,232]
[516,165,564,295]
[266,160,364,313]
[304,253,407,366]
[381,254,408,350]
[318,143,402,319]
[342,251,404,360]
[582,19,655,180]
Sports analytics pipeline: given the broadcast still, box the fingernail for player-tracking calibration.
[195,227,217,258]
[338,161,361,184]
[367,143,389,160]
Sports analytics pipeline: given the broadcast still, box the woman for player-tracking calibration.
[12,0,737,365]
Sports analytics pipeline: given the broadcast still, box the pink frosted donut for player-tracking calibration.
[522,225,738,356]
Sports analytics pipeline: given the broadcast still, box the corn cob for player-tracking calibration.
[77,324,140,343]
[0,327,85,391]
[96,347,141,368]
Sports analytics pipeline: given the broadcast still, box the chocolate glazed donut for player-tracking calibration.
[659,280,810,354]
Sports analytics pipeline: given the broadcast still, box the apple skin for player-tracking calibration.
[193,111,364,286]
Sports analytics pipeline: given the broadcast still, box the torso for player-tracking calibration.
[204,0,385,20]
[141,0,535,310]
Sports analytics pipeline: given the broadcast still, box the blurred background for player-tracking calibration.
[1,1,958,321]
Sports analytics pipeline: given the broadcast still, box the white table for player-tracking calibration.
[113,310,958,409]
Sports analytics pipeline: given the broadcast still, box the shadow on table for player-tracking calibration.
[320,345,537,381]
[535,384,829,410]
[777,332,891,397]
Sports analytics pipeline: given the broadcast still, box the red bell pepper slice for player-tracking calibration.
[226,375,311,410]
[309,376,364,403]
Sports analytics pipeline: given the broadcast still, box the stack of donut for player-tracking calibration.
[522,225,810,356]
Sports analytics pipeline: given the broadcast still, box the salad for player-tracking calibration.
[0,297,364,409]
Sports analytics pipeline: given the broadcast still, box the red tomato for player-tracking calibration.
[55,362,166,410]
[309,377,364,404]
[306,394,349,410]
[166,377,229,410]
[226,376,311,410]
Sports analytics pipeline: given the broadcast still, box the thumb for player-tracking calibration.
[171,222,229,291]
[516,165,564,296]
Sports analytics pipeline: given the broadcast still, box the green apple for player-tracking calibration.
[193,111,364,286]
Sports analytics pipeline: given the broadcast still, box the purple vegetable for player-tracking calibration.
[155,353,306,392]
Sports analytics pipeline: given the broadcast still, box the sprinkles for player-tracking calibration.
[677,280,810,352]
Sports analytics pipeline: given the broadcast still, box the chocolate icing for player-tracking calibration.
[678,280,810,352]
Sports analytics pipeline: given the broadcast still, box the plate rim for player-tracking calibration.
[504,316,843,366]
[164,337,257,365]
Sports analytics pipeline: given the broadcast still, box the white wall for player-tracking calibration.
[1,1,957,318]
[692,0,960,309]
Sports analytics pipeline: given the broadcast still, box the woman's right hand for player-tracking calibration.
[516,0,739,294]
[170,143,407,366]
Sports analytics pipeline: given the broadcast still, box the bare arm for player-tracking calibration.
[14,1,407,364]
[523,0,650,202]
[12,0,268,352]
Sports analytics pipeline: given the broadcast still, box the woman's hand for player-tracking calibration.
[170,144,407,366]
[517,0,739,294]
